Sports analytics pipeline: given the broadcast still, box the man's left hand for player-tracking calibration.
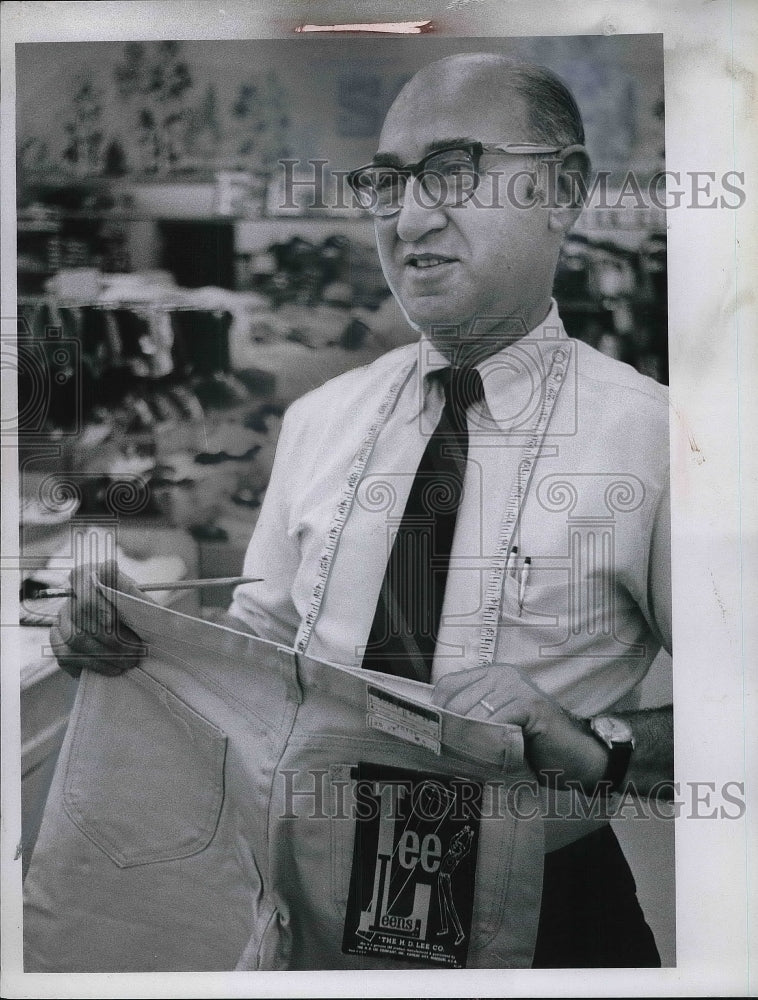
[431,665,608,791]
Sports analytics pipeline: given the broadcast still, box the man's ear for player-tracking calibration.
[544,144,592,232]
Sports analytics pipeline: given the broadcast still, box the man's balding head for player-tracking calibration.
[382,54,584,152]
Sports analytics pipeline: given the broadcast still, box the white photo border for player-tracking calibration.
[1,1,756,997]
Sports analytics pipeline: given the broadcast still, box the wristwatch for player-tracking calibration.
[589,715,635,793]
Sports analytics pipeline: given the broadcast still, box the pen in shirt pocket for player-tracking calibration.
[505,545,519,578]
[517,556,531,617]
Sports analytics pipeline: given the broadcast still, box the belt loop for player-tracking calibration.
[277,646,303,704]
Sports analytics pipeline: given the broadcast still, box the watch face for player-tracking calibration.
[592,715,634,746]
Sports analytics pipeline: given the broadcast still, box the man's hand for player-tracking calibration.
[49,559,147,678]
[431,665,608,792]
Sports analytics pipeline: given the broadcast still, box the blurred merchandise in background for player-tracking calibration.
[16,34,668,578]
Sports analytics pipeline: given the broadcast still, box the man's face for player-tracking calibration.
[373,73,562,341]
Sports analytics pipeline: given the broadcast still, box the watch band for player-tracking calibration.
[589,715,635,793]
[599,740,633,793]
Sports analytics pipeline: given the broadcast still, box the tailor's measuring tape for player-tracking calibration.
[295,360,416,654]
[478,343,571,666]
[295,342,571,664]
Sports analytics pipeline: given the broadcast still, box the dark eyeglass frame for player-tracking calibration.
[347,140,564,217]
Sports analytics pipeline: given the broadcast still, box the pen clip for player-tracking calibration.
[505,544,519,579]
[517,556,531,617]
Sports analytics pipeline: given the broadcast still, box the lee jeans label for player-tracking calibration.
[342,762,482,968]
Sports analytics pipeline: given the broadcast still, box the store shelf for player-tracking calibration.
[20,169,221,188]
[18,221,62,233]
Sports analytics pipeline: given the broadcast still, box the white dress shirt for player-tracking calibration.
[231,301,671,718]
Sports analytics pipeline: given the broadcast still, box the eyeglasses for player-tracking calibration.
[347,141,563,217]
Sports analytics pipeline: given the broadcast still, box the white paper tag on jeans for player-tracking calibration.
[366,685,442,754]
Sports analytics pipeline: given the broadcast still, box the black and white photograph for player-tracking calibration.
[1,2,755,998]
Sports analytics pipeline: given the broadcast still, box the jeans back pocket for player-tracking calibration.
[62,666,227,867]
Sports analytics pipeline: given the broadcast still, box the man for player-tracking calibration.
[51,54,672,967]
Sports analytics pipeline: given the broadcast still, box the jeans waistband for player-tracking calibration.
[104,586,525,773]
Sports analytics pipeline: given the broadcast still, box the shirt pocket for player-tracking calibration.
[62,666,227,868]
[496,564,569,654]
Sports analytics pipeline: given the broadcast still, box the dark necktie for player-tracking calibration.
[361,366,485,681]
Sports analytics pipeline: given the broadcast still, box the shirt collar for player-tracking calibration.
[413,299,568,429]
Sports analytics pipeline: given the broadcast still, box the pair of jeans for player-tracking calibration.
[24,590,545,971]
